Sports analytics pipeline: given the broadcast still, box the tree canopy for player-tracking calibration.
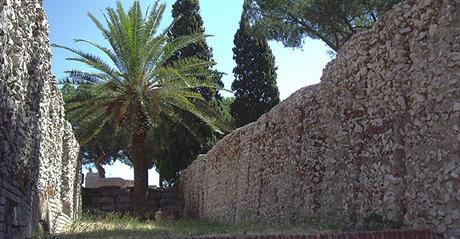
[247,0,401,51]
[61,83,131,178]
[153,0,232,187]
[167,0,223,100]
[54,0,224,219]
[230,6,279,128]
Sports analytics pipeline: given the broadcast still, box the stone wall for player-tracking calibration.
[182,0,460,236]
[0,166,32,238]
[182,230,438,239]
[82,187,183,219]
[0,0,81,237]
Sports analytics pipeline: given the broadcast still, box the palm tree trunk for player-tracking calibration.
[132,131,149,219]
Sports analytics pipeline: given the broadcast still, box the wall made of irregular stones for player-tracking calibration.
[182,0,460,236]
[0,0,81,237]
[0,166,32,238]
[82,187,183,219]
[179,230,437,239]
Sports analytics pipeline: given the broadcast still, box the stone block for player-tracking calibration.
[118,188,132,196]
[99,187,123,196]
[97,203,116,212]
[92,196,115,204]
[115,203,133,212]
[82,187,183,217]
[115,195,132,203]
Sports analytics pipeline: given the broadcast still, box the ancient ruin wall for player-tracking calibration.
[182,0,460,236]
[82,187,183,219]
[0,0,81,237]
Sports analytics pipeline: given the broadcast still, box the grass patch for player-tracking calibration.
[38,213,345,239]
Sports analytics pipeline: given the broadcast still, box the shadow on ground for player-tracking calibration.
[59,228,173,239]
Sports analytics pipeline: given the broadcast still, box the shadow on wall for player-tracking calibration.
[0,0,82,237]
[0,156,81,238]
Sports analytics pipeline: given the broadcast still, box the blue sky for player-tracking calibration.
[43,0,331,185]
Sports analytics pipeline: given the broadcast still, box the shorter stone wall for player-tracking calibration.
[82,187,183,219]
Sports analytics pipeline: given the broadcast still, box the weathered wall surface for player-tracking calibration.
[176,230,436,239]
[82,187,183,219]
[0,0,81,237]
[182,0,460,236]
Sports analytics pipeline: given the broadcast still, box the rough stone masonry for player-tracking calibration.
[0,0,81,238]
[182,0,460,237]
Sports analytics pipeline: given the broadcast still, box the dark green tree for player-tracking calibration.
[231,6,279,128]
[247,0,401,51]
[154,0,232,187]
[168,0,223,100]
[153,98,234,186]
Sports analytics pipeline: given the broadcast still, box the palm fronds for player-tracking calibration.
[55,0,225,146]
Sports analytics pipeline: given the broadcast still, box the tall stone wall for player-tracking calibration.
[182,0,460,236]
[0,0,81,237]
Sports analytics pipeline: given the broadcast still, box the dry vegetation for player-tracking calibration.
[31,213,344,239]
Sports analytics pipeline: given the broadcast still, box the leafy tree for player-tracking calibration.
[152,120,208,187]
[247,0,401,51]
[153,98,234,187]
[54,1,223,219]
[218,97,235,127]
[168,0,223,100]
[62,84,113,178]
[153,0,230,187]
[62,83,133,178]
[231,5,279,128]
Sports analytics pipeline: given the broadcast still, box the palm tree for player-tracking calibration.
[53,1,223,219]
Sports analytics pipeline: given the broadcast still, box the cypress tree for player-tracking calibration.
[231,4,280,128]
[155,0,226,186]
[168,0,223,100]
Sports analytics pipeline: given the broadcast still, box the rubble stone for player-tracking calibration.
[0,0,81,237]
[182,0,460,236]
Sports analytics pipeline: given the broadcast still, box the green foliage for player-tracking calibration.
[55,0,224,149]
[231,6,279,128]
[153,98,234,187]
[247,0,401,51]
[168,0,223,100]
[219,97,235,127]
[153,0,233,187]
[54,0,225,218]
[61,83,131,177]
